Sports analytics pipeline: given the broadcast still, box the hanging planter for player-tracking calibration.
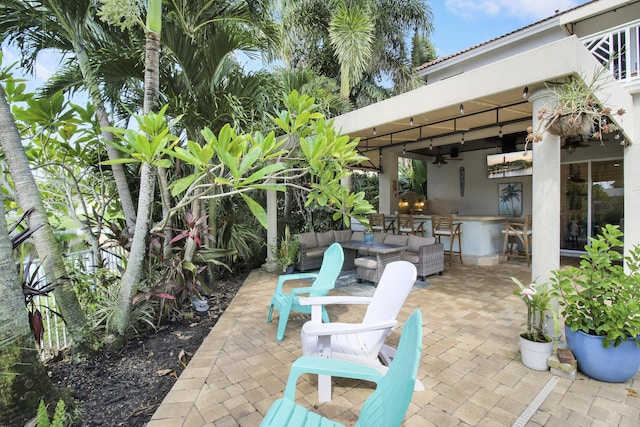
[545,112,593,138]
[526,67,626,148]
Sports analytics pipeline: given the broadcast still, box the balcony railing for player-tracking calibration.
[582,20,640,82]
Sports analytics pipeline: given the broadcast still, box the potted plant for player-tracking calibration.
[271,225,300,273]
[512,277,558,370]
[550,224,640,382]
[526,67,625,147]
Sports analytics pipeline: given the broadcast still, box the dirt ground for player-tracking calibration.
[46,268,250,427]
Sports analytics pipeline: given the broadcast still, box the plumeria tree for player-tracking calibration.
[101,91,374,344]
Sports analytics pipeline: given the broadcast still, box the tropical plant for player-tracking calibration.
[0,0,137,227]
[550,224,640,348]
[270,225,299,272]
[99,91,374,345]
[0,194,68,425]
[526,67,626,147]
[1,59,96,356]
[512,277,556,343]
[277,0,433,105]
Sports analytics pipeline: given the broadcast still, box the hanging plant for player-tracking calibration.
[526,67,625,148]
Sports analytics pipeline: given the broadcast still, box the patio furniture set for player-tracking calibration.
[294,228,444,283]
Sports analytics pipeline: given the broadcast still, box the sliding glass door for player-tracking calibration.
[560,160,624,251]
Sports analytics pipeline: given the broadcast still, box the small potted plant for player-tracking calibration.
[550,224,640,382]
[526,67,625,147]
[512,277,558,370]
[271,225,300,273]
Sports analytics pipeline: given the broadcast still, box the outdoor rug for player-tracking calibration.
[333,269,431,297]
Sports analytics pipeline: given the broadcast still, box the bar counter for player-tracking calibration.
[412,214,515,265]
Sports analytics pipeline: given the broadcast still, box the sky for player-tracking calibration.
[2,0,594,90]
[429,0,592,57]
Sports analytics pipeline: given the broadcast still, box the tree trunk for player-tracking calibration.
[0,85,95,357]
[107,163,157,343]
[74,44,137,229]
[0,198,68,426]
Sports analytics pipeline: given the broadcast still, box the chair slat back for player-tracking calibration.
[359,262,416,353]
[432,215,454,232]
[356,310,423,427]
[397,214,414,232]
[369,213,386,231]
[310,243,344,296]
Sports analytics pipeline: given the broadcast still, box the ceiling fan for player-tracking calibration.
[562,136,590,153]
[431,147,463,165]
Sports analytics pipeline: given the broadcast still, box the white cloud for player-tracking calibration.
[445,0,584,22]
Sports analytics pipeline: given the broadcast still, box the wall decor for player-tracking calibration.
[498,182,523,216]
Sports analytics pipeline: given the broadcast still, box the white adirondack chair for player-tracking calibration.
[298,260,424,402]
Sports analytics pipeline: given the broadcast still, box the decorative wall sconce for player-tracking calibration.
[398,198,409,209]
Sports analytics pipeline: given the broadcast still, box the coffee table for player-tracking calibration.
[339,240,407,270]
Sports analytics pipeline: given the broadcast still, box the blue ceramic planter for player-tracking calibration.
[364,232,374,244]
[565,326,640,382]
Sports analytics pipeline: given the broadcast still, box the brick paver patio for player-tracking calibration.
[148,260,639,426]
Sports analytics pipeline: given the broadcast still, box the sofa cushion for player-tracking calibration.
[384,234,409,246]
[316,231,335,248]
[354,256,377,269]
[306,248,327,258]
[297,232,318,249]
[374,233,388,243]
[401,251,419,264]
[351,231,364,241]
[333,229,353,243]
[407,235,436,253]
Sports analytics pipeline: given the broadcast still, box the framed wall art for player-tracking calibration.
[498,182,522,216]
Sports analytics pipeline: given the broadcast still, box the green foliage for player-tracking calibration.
[270,225,300,272]
[551,224,640,348]
[89,281,156,336]
[36,400,51,427]
[36,399,69,427]
[103,105,179,168]
[158,91,374,229]
[511,278,556,343]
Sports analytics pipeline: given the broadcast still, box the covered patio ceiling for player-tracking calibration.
[352,86,533,169]
[333,36,633,170]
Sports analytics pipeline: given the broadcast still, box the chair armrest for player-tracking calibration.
[298,296,373,306]
[302,319,397,337]
[419,242,444,256]
[283,356,384,400]
[276,273,317,293]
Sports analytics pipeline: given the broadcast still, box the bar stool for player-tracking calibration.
[431,215,462,266]
[369,213,395,233]
[396,213,425,236]
[501,215,532,266]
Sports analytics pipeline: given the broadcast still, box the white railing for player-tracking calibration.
[28,247,125,360]
[582,20,640,83]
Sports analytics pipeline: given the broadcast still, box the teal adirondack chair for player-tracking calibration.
[267,242,344,341]
[260,309,423,427]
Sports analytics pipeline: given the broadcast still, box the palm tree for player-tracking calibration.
[0,0,138,228]
[0,63,95,355]
[277,0,433,104]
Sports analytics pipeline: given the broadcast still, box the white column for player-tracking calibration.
[528,89,561,283]
[379,151,398,214]
[623,95,640,264]
[262,188,278,273]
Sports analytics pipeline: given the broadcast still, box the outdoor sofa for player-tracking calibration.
[295,230,444,282]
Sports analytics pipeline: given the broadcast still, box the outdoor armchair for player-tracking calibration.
[260,310,423,427]
[267,242,344,341]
